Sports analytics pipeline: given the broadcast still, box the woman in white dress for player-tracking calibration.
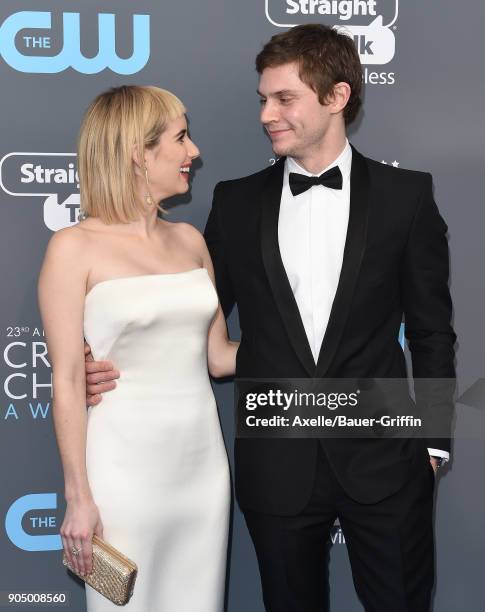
[38,85,236,611]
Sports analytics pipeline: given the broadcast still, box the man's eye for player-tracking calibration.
[280,98,291,104]
[258,99,266,105]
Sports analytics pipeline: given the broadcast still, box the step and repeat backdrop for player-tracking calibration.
[1,1,484,610]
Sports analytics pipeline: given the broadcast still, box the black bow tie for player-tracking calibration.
[289,166,343,197]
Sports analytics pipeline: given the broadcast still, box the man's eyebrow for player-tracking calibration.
[256,89,298,97]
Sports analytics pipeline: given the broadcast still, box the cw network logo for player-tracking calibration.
[0,152,80,231]
[265,0,399,66]
[5,493,62,551]
[0,11,150,75]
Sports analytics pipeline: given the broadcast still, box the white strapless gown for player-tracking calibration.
[83,268,230,611]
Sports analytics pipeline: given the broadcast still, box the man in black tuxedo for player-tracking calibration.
[86,24,455,612]
[202,24,455,612]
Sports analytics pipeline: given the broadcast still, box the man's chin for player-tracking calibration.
[272,147,297,160]
[271,143,292,157]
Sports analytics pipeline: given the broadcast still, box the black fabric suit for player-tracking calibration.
[204,144,456,611]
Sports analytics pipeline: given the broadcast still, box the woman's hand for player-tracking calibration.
[60,497,104,576]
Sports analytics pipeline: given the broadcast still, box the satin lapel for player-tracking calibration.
[315,146,370,378]
[260,157,316,376]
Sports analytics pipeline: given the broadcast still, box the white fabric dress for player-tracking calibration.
[83,268,230,611]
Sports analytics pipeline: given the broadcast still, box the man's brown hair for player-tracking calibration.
[255,24,363,124]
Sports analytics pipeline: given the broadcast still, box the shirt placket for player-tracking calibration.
[309,184,319,362]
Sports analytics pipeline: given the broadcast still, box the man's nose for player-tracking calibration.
[260,100,279,125]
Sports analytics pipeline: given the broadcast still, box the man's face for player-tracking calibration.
[258,62,333,163]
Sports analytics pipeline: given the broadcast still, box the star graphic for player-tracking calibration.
[392,160,400,167]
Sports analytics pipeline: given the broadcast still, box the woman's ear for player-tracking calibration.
[132,144,145,175]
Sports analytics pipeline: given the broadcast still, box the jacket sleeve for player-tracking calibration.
[401,173,456,454]
[204,182,236,318]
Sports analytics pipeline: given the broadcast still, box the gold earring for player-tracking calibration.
[144,166,154,206]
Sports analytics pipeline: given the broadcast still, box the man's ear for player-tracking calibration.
[327,82,351,116]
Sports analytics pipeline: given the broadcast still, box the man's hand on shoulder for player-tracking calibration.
[84,343,119,406]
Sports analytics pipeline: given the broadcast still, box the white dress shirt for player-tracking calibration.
[279,139,352,364]
[277,139,448,462]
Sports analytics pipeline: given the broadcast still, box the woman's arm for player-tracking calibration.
[179,223,239,378]
[206,286,240,378]
[201,236,239,377]
[38,228,103,576]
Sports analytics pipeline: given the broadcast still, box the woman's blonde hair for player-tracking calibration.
[77,85,186,224]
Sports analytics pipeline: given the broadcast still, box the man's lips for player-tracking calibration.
[267,128,291,138]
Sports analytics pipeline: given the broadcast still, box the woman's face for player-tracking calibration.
[142,114,200,202]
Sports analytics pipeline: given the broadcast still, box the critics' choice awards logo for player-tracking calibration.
[0,153,79,230]
[0,11,150,74]
[5,493,61,551]
[2,326,52,421]
[265,0,399,84]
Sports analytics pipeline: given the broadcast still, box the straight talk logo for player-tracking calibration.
[265,0,399,82]
[285,0,378,20]
[0,152,80,230]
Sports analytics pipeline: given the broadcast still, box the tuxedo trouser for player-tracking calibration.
[243,444,435,612]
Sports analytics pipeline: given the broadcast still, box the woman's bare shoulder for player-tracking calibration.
[158,220,208,265]
[49,217,115,252]
[42,223,100,279]
[38,225,90,293]
[165,220,205,247]
[45,223,87,253]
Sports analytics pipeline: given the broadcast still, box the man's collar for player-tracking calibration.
[285,138,352,179]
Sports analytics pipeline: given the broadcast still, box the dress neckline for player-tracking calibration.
[85,267,207,300]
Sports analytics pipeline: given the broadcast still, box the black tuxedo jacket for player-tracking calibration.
[204,145,456,515]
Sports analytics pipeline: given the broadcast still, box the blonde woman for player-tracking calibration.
[38,86,236,611]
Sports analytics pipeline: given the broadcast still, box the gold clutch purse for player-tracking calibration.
[62,534,138,606]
